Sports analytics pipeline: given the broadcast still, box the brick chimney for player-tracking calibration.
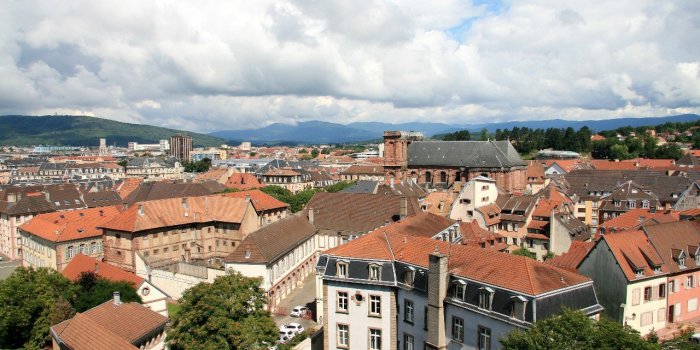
[426,251,448,350]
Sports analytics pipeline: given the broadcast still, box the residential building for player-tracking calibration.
[259,168,312,194]
[62,254,170,315]
[383,131,527,192]
[99,195,259,272]
[190,147,227,162]
[224,212,317,308]
[317,227,602,350]
[496,195,538,246]
[340,165,385,182]
[578,230,668,335]
[170,134,192,161]
[0,185,87,260]
[125,157,183,181]
[674,181,700,211]
[19,206,122,271]
[599,208,680,234]
[525,161,546,193]
[448,176,498,222]
[51,295,168,350]
[599,181,660,225]
[224,173,265,191]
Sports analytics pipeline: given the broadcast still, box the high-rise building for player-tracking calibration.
[170,134,192,161]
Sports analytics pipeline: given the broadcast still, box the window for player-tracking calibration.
[337,291,348,312]
[640,311,653,326]
[403,334,414,350]
[642,200,650,209]
[628,200,636,208]
[479,287,494,310]
[644,286,653,302]
[669,280,676,293]
[478,326,491,350]
[153,249,159,255]
[453,281,466,301]
[66,246,75,259]
[404,269,415,287]
[659,284,666,298]
[687,275,695,288]
[337,324,349,348]
[614,200,621,207]
[452,317,464,342]
[369,295,381,316]
[337,262,348,278]
[90,242,96,254]
[164,247,169,253]
[689,298,698,312]
[404,299,414,323]
[679,256,686,268]
[369,265,380,280]
[369,329,382,350]
[511,296,527,320]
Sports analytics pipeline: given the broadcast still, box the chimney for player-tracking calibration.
[138,203,144,216]
[390,178,395,189]
[122,201,128,210]
[426,252,448,349]
[44,191,50,201]
[308,208,315,225]
[182,198,189,216]
[113,291,121,305]
[399,196,408,219]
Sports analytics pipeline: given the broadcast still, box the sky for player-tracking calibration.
[1,0,699,133]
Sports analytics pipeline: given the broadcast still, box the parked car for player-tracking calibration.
[290,306,308,317]
[278,330,293,344]
[280,323,304,335]
[691,333,700,343]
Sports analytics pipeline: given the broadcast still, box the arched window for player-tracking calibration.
[90,242,97,254]
[425,171,432,183]
[440,171,447,183]
[66,246,74,259]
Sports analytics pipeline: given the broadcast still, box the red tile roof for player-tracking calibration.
[326,225,591,295]
[476,204,501,226]
[194,168,230,183]
[61,254,144,286]
[225,173,264,190]
[545,241,595,272]
[644,221,700,273]
[100,196,248,232]
[599,208,679,232]
[423,191,453,216]
[19,206,123,243]
[589,160,639,170]
[221,189,289,212]
[602,230,667,281]
[52,313,138,350]
[460,221,505,249]
[543,159,584,173]
[114,178,143,199]
[81,300,168,344]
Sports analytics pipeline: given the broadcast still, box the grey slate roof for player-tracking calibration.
[407,141,526,168]
[340,180,380,194]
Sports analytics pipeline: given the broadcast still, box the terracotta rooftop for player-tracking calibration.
[543,159,585,173]
[476,203,501,226]
[263,168,301,176]
[340,165,384,175]
[589,160,639,171]
[423,191,453,216]
[114,178,143,199]
[600,208,680,232]
[221,189,289,212]
[545,241,595,272]
[526,160,545,182]
[644,221,700,274]
[601,230,667,282]
[123,181,214,205]
[20,206,122,243]
[194,168,230,183]
[460,220,505,249]
[100,196,248,232]
[325,228,591,296]
[61,254,144,286]
[52,313,138,350]
[82,300,168,344]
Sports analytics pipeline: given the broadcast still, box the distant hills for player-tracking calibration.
[211,114,700,144]
[0,115,226,147]
[1,113,698,147]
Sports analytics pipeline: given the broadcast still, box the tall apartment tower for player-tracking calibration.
[170,134,192,161]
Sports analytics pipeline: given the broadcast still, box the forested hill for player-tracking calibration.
[0,115,226,147]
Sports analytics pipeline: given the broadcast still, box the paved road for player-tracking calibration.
[273,273,318,332]
[0,258,20,280]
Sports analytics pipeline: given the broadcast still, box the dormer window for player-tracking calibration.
[614,200,621,207]
[635,268,645,278]
[653,266,661,274]
[337,261,348,278]
[642,200,650,209]
[404,268,415,287]
[628,200,635,208]
[452,280,466,301]
[510,296,528,321]
[369,264,381,281]
[479,287,495,310]
[679,256,686,268]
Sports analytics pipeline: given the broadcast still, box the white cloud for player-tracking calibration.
[0,0,697,132]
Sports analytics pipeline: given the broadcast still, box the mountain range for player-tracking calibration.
[1,113,698,147]
[0,115,226,147]
[211,114,700,144]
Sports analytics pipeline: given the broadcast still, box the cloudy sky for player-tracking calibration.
[2,1,699,132]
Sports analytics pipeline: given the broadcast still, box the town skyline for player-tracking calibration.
[2,1,698,133]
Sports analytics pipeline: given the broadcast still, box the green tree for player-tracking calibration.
[0,267,76,349]
[480,128,489,141]
[311,148,320,158]
[512,247,536,259]
[324,181,356,193]
[501,308,659,350]
[321,148,331,155]
[261,185,292,198]
[654,144,683,160]
[167,272,278,350]
[117,159,128,170]
[610,144,632,160]
[73,272,141,312]
[443,130,471,141]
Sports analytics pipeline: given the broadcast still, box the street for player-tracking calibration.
[0,255,20,280]
[273,273,318,332]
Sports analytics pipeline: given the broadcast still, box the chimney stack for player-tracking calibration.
[138,203,144,216]
[113,291,121,305]
[122,201,128,210]
[426,252,449,349]
[308,208,315,225]
[399,196,408,219]
[44,191,50,201]
[182,198,189,216]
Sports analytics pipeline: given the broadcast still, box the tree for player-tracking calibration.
[117,159,128,170]
[501,308,659,350]
[512,247,536,259]
[0,267,76,349]
[311,148,320,158]
[325,181,356,193]
[610,144,632,160]
[73,272,141,312]
[480,128,489,141]
[167,271,278,350]
[443,130,471,141]
[654,144,683,160]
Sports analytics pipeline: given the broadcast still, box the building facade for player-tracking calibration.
[170,134,193,161]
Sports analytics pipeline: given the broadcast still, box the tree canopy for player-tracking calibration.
[72,272,142,312]
[500,308,658,350]
[166,271,278,350]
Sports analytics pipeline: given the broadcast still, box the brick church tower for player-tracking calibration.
[383,131,424,184]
